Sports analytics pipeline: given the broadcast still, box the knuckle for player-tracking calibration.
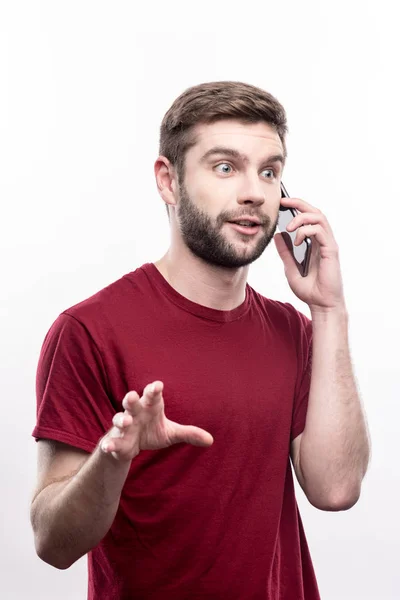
[123,392,137,409]
[113,413,125,428]
[110,426,124,439]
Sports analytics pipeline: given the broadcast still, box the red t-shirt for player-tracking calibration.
[33,262,320,600]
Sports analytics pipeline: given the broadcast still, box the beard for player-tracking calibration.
[175,181,279,269]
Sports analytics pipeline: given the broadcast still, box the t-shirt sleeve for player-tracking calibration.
[32,312,115,453]
[288,305,313,442]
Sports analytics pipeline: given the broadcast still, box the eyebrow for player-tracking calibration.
[199,146,285,168]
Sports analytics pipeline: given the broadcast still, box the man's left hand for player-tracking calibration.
[274,196,346,313]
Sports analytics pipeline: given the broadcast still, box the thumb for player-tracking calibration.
[168,422,214,447]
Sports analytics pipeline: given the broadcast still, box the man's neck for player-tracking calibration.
[153,251,249,312]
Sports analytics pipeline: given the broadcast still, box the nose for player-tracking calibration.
[236,174,266,207]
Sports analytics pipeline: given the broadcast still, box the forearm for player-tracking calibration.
[300,306,371,507]
[31,442,134,569]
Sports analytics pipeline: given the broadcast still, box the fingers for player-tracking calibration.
[102,381,214,458]
[112,413,133,429]
[101,382,164,457]
[122,391,141,414]
[141,381,164,407]
[101,418,128,454]
[101,414,139,458]
[106,410,137,445]
[101,408,137,455]
[101,433,131,458]
[121,381,164,414]
[168,423,214,447]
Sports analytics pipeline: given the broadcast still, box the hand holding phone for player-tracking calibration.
[277,182,312,277]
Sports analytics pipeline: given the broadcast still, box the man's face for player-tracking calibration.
[174,120,285,269]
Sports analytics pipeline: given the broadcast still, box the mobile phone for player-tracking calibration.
[278,182,312,277]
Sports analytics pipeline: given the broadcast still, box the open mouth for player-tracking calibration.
[228,222,261,235]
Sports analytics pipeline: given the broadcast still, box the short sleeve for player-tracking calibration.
[288,306,313,441]
[32,312,115,453]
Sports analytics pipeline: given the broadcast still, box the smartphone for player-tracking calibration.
[278,182,312,277]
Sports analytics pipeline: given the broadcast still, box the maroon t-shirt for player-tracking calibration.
[33,262,320,600]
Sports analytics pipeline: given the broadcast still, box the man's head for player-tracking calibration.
[155,81,288,269]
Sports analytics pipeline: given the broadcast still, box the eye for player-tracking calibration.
[214,163,277,178]
[215,163,233,174]
[261,168,276,179]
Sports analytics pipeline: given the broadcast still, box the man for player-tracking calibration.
[31,81,371,600]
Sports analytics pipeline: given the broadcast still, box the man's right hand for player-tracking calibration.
[101,381,214,462]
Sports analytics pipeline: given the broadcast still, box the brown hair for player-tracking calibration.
[159,81,288,218]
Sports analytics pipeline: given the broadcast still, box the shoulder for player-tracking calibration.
[63,272,134,321]
[54,264,149,333]
[249,286,312,334]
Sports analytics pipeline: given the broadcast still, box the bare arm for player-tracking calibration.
[296,307,371,509]
[31,380,213,569]
[30,440,132,569]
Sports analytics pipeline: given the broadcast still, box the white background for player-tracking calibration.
[1,1,399,598]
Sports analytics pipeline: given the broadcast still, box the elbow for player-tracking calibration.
[34,536,75,570]
[31,500,77,570]
[307,487,361,512]
[40,556,73,571]
[32,522,78,570]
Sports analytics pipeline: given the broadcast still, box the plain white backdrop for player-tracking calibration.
[1,1,399,598]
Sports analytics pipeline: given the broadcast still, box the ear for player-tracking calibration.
[154,156,179,212]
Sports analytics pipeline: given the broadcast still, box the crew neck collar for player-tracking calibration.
[139,262,252,323]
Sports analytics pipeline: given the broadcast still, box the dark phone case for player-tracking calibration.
[279,182,312,277]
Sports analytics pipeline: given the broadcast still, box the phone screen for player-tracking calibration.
[277,182,312,277]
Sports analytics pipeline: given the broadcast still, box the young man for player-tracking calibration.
[31,81,371,600]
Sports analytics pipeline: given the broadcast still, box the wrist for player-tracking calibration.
[310,304,348,322]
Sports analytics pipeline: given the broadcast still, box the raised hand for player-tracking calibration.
[101,381,214,462]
